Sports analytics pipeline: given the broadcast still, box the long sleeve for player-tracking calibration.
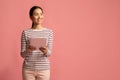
[21,28,53,70]
[20,30,28,58]
[45,30,53,57]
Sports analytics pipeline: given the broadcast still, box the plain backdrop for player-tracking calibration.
[0,0,120,80]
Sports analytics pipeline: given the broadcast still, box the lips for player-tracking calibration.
[37,19,43,23]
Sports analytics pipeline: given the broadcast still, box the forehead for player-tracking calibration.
[33,8,43,14]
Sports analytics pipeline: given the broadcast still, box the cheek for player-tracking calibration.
[40,16,44,19]
[31,16,38,21]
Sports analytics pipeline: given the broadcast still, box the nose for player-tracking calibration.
[38,14,41,17]
[38,15,41,19]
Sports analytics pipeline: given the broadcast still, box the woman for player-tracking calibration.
[21,6,53,80]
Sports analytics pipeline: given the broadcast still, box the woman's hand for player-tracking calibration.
[39,46,48,55]
[26,45,36,53]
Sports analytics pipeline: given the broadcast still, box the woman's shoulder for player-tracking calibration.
[22,28,32,32]
[44,27,53,32]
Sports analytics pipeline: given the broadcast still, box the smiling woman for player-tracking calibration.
[29,6,44,28]
[21,6,53,80]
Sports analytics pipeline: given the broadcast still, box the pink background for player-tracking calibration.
[0,0,120,80]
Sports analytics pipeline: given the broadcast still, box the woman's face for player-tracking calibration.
[31,8,44,25]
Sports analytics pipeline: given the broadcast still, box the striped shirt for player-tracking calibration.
[21,27,53,70]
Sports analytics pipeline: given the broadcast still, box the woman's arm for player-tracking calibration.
[20,30,28,58]
[45,30,54,57]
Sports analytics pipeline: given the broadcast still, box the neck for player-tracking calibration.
[32,24,43,30]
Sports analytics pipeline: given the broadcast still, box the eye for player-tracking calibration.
[40,13,43,15]
[34,13,43,16]
[34,13,39,16]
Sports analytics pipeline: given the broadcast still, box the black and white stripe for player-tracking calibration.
[21,27,53,70]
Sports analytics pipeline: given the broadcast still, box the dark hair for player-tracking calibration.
[29,6,44,28]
